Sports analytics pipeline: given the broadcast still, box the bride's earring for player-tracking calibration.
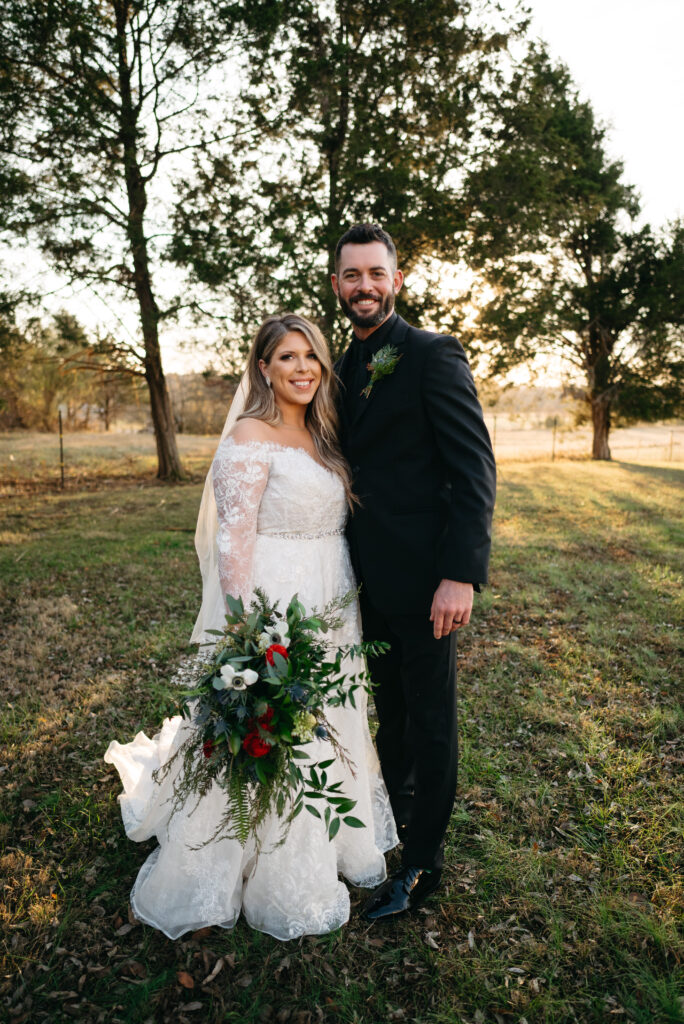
[265,377,272,388]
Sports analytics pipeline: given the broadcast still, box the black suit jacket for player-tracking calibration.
[336,315,496,616]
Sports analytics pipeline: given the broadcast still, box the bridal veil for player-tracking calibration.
[190,372,248,643]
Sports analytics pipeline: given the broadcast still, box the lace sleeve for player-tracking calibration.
[212,440,271,604]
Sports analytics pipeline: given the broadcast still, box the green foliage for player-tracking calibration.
[0,1,227,293]
[170,0,526,352]
[0,0,251,476]
[156,587,383,849]
[462,47,684,457]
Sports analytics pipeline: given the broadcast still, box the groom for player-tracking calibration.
[332,223,496,920]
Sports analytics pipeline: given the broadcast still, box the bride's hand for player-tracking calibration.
[429,580,474,639]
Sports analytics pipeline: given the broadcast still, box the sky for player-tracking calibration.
[522,0,683,228]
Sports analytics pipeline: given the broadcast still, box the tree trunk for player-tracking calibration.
[115,0,183,480]
[591,395,612,460]
[321,12,350,355]
[145,350,183,476]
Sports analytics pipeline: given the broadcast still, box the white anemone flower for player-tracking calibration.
[262,618,291,649]
[213,664,259,691]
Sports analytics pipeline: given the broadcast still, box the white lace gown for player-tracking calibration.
[105,438,397,941]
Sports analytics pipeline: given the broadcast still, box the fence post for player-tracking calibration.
[551,416,558,462]
[669,430,674,462]
[58,408,65,490]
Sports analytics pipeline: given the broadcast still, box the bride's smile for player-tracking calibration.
[259,331,322,413]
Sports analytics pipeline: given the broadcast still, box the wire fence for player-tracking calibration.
[1,422,682,492]
[483,417,683,464]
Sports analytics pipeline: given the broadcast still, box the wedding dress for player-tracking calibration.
[105,437,397,941]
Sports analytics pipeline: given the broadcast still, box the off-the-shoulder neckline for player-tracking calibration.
[219,435,334,474]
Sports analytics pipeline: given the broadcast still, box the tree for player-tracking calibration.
[59,321,144,431]
[0,312,33,430]
[461,49,684,459]
[0,308,141,431]
[0,1,249,476]
[0,311,86,430]
[170,0,525,354]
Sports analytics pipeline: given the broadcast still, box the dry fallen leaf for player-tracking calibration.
[202,957,224,985]
[177,970,195,989]
[274,956,290,981]
[424,931,440,950]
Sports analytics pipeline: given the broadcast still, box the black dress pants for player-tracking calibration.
[359,588,458,871]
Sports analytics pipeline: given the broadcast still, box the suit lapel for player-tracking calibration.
[334,344,354,439]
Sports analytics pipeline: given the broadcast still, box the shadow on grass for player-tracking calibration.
[613,461,684,485]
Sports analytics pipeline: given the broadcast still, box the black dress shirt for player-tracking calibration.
[345,313,398,420]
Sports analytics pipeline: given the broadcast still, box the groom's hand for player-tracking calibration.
[430,580,474,639]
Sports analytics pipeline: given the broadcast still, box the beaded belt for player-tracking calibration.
[259,528,345,541]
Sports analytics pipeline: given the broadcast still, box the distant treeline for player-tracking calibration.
[0,311,235,435]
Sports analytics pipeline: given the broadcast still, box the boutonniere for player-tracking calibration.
[361,344,403,399]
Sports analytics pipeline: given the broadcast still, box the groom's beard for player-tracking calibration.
[338,288,395,329]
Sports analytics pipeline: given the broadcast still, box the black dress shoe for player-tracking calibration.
[361,865,441,921]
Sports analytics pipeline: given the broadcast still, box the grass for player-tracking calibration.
[0,431,217,491]
[1,450,682,1024]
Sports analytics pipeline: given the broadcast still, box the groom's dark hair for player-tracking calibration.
[334,223,397,273]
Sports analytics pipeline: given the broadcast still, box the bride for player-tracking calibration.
[105,313,397,941]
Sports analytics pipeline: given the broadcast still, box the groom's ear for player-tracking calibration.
[331,273,339,296]
[393,268,404,293]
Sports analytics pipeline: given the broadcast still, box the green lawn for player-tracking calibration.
[1,458,682,1023]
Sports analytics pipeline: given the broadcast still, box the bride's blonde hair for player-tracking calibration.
[239,314,356,507]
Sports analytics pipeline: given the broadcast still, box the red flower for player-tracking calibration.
[243,730,272,758]
[265,643,288,666]
[203,739,214,759]
[258,706,274,730]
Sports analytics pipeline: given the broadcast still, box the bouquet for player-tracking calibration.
[157,588,387,850]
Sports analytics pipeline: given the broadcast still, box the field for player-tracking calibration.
[1,434,682,1023]
[0,423,682,494]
